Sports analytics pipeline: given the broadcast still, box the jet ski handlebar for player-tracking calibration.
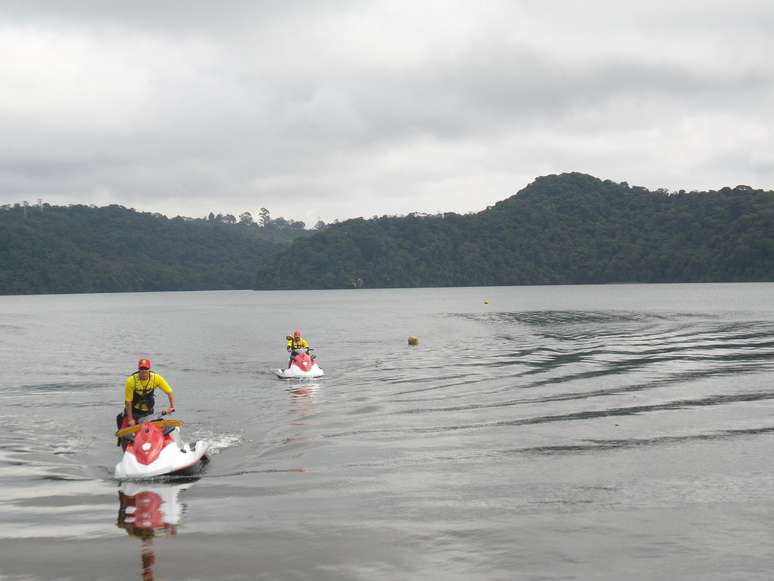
[115,413,184,438]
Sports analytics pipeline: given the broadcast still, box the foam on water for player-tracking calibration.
[198,432,242,455]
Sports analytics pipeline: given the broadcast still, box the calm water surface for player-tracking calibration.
[1,284,773,580]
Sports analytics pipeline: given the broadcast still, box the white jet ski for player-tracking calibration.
[115,416,209,480]
[275,348,325,379]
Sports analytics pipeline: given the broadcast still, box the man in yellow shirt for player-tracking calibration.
[286,330,309,368]
[121,358,176,427]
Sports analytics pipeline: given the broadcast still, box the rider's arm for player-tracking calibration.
[125,400,135,425]
[301,338,309,349]
[155,374,176,413]
[124,377,136,425]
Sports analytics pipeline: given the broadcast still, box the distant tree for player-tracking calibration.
[239,211,254,225]
[259,208,271,227]
[208,212,215,221]
[223,214,236,224]
[314,220,327,230]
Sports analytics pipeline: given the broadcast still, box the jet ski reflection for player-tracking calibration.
[116,480,194,581]
[289,382,321,420]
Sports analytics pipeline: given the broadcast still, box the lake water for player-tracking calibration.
[1,284,773,580]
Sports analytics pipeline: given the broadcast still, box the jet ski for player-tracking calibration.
[115,414,209,480]
[275,348,325,379]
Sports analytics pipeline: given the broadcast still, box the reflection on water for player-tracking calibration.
[288,382,321,421]
[116,481,194,581]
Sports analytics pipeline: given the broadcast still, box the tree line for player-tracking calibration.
[254,173,774,289]
[0,203,308,294]
[2,172,772,295]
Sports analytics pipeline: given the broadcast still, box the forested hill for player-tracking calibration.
[254,173,774,289]
[0,204,308,295]
[3,173,772,295]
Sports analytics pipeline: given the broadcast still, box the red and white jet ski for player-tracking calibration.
[115,415,209,480]
[275,348,325,379]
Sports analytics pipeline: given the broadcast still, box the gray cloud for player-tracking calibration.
[0,1,772,223]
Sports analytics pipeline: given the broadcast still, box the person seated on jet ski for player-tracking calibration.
[116,358,176,445]
[286,330,310,368]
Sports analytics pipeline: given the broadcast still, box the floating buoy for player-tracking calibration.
[408,336,419,346]
[484,299,489,304]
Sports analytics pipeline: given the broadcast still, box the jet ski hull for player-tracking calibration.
[115,428,209,480]
[275,364,325,379]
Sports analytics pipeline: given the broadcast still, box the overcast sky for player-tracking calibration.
[1,1,772,224]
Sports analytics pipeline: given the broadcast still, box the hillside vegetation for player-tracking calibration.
[254,173,774,289]
[2,173,772,295]
[0,204,305,294]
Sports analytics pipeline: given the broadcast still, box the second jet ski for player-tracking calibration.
[275,348,325,379]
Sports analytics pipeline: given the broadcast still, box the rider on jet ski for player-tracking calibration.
[286,330,309,368]
[116,358,176,446]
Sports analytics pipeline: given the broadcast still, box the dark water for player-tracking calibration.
[1,284,773,580]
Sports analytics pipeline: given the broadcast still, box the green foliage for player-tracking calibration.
[3,173,773,295]
[0,204,308,295]
[255,173,774,289]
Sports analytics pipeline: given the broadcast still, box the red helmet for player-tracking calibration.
[138,358,151,370]
[293,330,301,338]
